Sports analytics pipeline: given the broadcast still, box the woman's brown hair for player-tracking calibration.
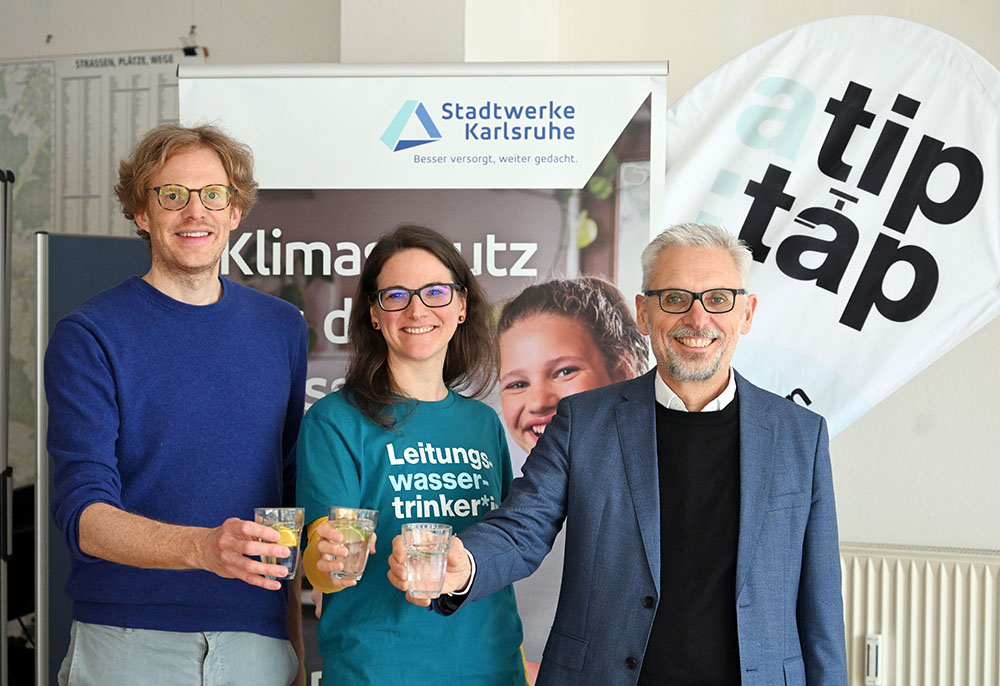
[344,225,497,429]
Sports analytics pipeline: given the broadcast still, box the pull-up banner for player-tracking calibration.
[180,62,667,667]
[180,63,666,427]
[663,16,1000,435]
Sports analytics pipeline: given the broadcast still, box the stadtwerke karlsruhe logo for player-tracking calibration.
[381,100,442,151]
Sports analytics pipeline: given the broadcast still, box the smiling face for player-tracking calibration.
[636,245,756,398]
[134,145,241,285]
[370,248,467,378]
[499,313,619,453]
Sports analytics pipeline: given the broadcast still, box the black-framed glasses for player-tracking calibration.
[643,288,747,314]
[371,282,464,311]
[148,184,234,211]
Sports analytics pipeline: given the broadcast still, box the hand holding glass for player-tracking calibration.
[402,523,453,599]
[254,507,304,580]
[327,507,378,581]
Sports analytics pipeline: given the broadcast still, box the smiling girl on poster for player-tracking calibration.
[497,276,649,455]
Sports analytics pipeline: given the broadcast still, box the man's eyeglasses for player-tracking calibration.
[371,283,464,311]
[148,184,234,211]
[643,288,747,314]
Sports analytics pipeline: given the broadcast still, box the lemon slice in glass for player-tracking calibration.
[275,525,298,547]
[335,524,366,544]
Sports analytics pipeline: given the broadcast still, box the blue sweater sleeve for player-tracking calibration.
[281,315,309,508]
[45,316,125,562]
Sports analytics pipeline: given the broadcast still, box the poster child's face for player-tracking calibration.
[499,313,615,454]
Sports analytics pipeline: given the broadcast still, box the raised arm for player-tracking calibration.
[47,317,292,589]
[79,503,293,590]
[386,395,575,610]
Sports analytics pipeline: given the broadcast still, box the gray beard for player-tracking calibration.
[663,328,725,382]
[665,348,722,382]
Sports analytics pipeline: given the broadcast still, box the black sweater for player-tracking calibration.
[638,398,742,686]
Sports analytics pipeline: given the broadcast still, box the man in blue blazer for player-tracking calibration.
[389,223,847,685]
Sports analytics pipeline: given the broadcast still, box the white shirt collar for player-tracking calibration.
[654,367,737,412]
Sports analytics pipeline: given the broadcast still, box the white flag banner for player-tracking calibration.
[664,16,1000,435]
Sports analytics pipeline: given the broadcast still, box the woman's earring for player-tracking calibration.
[372,321,380,330]
[458,315,465,323]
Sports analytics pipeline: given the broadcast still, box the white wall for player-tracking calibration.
[464,0,560,62]
[0,0,341,64]
[341,0,466,62]
[466,0,1000,107]
[3,0,998,550]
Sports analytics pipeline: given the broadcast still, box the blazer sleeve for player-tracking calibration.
[454,393,574,605]
[797,417,848,684]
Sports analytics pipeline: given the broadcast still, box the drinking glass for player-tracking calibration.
[327,506,379,581]
[254,507,305,580]
[401,523,452,599]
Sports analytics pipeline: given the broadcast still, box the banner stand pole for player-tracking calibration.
[35,231,49,686]
[1,168,15,686]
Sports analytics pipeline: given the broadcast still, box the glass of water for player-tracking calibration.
[327,507,379,581]
[254,507,305,580]
[401,523,452,599]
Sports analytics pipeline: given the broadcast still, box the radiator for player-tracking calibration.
[841,543,1000,686]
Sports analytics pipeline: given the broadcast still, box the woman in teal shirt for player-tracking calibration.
[297,225,526,685]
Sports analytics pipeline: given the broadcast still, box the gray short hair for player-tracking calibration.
[640,223,753,290]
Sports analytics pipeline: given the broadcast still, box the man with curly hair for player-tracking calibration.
[46,125,308,685]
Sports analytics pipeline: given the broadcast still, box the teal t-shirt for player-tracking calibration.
[297,389,526,685]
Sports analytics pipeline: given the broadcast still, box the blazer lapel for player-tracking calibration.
[615,370,661,594]
[735,373,776,598]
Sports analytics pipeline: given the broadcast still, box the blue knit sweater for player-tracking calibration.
[45,276,308,638]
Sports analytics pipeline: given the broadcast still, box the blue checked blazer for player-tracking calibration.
[455,369,847,686]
